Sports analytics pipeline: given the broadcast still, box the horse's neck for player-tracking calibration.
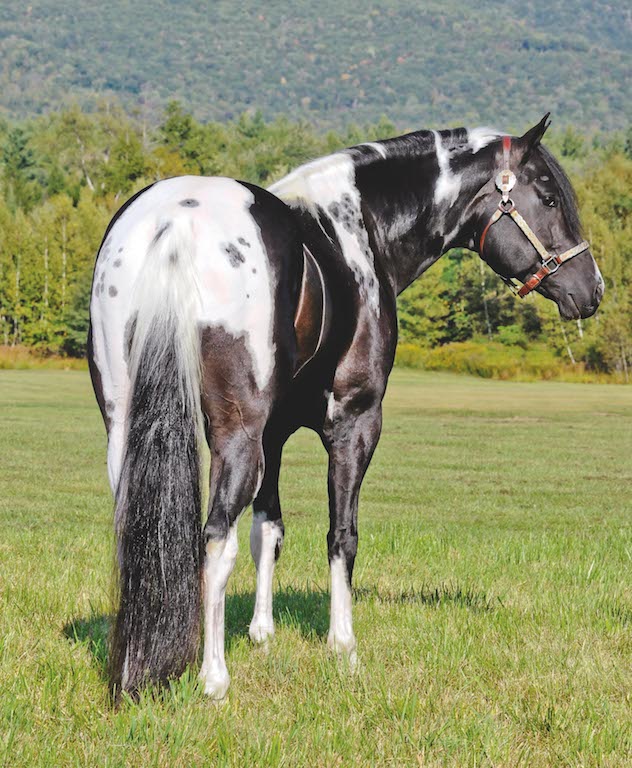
[270,130,497,298]
[352,133,495,295]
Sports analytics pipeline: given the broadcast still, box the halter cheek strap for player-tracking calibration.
[479,136,590,298]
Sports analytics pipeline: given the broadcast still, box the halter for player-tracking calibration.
[479,136,590,298]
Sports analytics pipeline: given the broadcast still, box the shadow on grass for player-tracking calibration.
[354,582,500,612]
[63,582,499,673]
[63,614,110,680]
[62,588,331,672]
[224,587,329,650]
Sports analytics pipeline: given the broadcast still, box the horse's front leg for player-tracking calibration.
[322,392,383,666]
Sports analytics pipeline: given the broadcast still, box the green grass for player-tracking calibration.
[1,369,631,767]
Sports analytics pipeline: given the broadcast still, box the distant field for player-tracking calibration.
[1,369,630,766]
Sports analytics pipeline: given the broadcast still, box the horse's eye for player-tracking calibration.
[543,195,557,208]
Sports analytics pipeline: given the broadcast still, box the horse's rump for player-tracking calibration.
[89,176,304,696]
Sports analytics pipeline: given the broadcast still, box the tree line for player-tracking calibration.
[0,102,630,377]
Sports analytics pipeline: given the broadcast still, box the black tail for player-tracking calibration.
[110,217,202,698]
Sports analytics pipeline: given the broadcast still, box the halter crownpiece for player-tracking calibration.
[479,136,590,298]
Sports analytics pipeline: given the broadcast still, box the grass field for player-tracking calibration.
[1,369,631,767]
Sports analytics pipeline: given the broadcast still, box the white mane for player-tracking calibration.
[466,126,505,153]
[268,152,353,214]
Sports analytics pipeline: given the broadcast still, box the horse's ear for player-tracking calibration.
[515,113,551,164]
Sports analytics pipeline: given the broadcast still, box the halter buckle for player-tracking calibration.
[542,254,561,274]
[498,198,514,214]
[495,169,516,203]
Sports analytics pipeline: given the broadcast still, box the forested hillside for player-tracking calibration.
[0,104,630,379]
[0,1,630,131]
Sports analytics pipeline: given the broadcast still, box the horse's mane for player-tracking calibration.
[269,126,502,210]
[349,126,504,166]
[537,144,583,238]
[270,129,581,241]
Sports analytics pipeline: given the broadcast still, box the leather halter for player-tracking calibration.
[479,136,590,298]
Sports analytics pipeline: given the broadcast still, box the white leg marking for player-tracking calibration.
[249,512,282,644]
[200,525,239,700]
[327,557,357,667]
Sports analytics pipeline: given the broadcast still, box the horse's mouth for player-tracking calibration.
[558,293,600,321]
[558,294,582,321]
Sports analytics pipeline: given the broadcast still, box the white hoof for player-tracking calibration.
[199,665,230,701]
[249,620,275,645]
[327,631,358,670]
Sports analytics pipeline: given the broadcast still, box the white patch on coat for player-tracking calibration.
[200,525,239,699]
[386,210,418,241]
[249,512,283,644]
[327,557,357,665]
[325,390,336,422]
[270,154,380,313]
[467,126,504,153]
[360,141,388,159]
[90,176,277,400]
[433,131,461,206]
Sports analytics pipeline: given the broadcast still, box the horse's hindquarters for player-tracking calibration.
[88,175,305,699]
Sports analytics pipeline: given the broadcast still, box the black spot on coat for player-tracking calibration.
[224,243,245,268]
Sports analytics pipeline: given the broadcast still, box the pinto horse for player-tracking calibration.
[89,115,603,700]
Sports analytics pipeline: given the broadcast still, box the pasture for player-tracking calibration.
[1,369,630,767]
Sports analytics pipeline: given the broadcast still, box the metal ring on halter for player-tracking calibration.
[499,198,514,213]
[542,254,562,275]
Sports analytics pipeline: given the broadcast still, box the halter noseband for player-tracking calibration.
[479,136,590,298]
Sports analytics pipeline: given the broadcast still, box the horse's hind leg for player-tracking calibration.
[200,429,265,699]
[249,426,288,644]
[197,327,278,700]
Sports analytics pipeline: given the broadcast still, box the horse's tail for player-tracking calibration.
[110,215,203,699]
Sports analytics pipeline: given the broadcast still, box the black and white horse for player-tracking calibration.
[88,116,603,700]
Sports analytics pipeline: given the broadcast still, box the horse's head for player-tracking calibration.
[474,116,604,319]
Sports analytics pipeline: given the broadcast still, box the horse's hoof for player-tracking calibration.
[199,666,230,701]
[327,631,358,670]
[249,621,275,646]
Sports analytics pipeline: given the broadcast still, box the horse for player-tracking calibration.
[88,115,604,700]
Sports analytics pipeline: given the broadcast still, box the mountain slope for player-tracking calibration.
[0,1,629,130]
